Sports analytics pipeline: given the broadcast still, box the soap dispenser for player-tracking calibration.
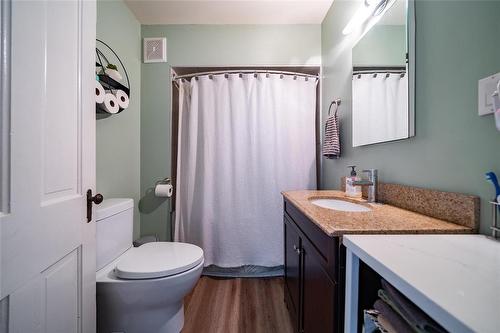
[345,166,362,198]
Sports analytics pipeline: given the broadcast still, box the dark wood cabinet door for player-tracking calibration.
[284,217,301,330]
[302,238,336,333]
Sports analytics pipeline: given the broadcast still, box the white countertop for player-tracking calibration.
[343,234,500,333]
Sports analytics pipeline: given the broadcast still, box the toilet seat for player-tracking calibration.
[114,242,204,280]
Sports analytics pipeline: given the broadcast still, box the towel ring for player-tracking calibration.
[328,99,341,117]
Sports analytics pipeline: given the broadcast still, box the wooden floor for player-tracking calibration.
[182,277,294,333]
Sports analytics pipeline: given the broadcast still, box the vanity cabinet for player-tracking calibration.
[283,199,344,333]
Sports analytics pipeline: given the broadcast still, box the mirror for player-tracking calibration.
[351,0,414,147]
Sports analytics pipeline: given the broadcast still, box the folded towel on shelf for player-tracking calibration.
[374,300,413,333]
[379,280,446,333]
[378,313,409,333]
[323,113,340,159]
[363,310,386,333]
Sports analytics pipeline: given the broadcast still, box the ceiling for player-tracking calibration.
[124,0,335,25]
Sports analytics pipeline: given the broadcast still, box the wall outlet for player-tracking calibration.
[478,72,500,116]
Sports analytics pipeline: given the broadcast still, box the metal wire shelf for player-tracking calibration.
[96,39,130,115]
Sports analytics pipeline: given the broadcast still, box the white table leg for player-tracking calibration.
[344,248,360,333]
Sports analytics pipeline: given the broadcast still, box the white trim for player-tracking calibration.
[0,0,11,216]
[80,0,96,331]
[0,0,11,302]
[407,0,415,138]
[344,248,360,333]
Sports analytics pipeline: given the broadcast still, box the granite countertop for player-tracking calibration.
[282,190,474,236]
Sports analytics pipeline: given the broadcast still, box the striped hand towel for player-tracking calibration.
[323,113,340,159]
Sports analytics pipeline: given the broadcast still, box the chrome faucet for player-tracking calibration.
[352,169,378,203]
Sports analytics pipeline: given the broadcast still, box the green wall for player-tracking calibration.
[352,25,406,67]
[321,0,500,234]
[140,25,321,240]
[96,0,141,238]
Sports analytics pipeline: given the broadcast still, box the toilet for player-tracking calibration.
[96,198,204,333]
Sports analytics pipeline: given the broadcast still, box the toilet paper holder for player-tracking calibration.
[156,177,171,186]
[154,178,173,198]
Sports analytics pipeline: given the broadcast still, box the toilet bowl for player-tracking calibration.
[95,199,204,333]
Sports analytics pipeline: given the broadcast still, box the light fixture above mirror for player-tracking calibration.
[343,0,398,35]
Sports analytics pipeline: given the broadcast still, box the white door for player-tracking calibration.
[0,0,97,332]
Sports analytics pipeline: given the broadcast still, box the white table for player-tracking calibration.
[343,234,500,333]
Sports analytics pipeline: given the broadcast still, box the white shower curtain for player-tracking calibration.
[352,72,408,146]
[175,73,317,267]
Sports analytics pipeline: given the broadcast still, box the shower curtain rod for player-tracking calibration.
[353,69,406,75]
[172,69,319,81]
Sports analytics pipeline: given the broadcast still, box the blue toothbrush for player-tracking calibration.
[485,172,500,210]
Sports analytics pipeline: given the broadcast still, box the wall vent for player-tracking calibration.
[143,38,167,63]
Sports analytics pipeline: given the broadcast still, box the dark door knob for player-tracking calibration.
[92,193,104,205]
[86,189,104,222]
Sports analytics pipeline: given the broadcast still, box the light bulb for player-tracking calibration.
[342,2,374,35]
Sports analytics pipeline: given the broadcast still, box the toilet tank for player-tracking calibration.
[96,198,134,271]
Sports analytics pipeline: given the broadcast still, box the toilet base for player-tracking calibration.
[97,301,184,333]
[96,256,203,333]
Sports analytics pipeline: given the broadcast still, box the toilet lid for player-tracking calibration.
[114,242,204,279]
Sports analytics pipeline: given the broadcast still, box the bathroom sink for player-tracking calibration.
[310,198,371,212]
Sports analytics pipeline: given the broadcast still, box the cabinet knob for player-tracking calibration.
[293,244,301,255]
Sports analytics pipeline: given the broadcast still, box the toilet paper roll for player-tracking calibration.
[113,89,129,109]
[95,80,105,104]
[99,93,119,114]
[155,184,173,198]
